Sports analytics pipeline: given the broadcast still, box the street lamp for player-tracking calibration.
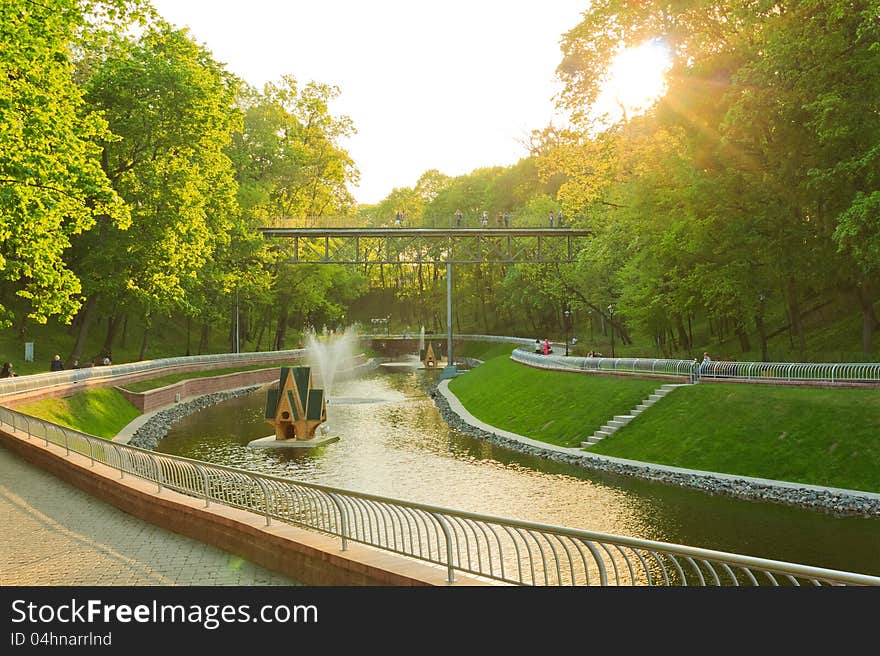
[563,308,571,356]
[608,304,615,358]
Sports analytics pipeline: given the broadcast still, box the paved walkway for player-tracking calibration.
[0,446,300,586]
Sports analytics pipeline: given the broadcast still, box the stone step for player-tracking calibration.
[648,394,666,401]
[595,428,615,437]
[608,417,633,428]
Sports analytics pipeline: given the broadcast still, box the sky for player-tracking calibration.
[149,1,587,205]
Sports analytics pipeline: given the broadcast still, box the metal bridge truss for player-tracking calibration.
[259,228,592,265]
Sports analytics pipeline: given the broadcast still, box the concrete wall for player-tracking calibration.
[116,368,280,412]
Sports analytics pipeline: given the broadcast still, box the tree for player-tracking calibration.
[0,0,137,329]
[68,24,241,362]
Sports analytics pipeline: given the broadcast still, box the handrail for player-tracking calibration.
[510,348,880,384]
[2,404,876,587]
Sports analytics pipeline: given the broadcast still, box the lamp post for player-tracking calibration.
[563,308,571,356]
[607,305,615,358]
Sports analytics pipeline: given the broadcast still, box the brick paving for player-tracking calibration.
[0,446,300,586]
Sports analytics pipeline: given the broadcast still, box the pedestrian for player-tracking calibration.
[503,211,510,227]
[557,209,564,227]
[535,338,542,354]
[50,354,64,371]
[700,352,712,375]
[394,211,402,227]
[481,211,489,228]
[497,212,503,227]
[542,339,550,355]
[455,208,463,228]
[548,210,555,228]
[102,355,112,366]
[1,362,16,377]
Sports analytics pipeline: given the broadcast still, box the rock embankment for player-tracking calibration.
[128,387,259,451]
[429,383,880,518]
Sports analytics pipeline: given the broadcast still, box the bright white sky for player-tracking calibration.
[149,1,586,205]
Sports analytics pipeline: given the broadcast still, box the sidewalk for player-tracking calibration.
[0,446,300,586]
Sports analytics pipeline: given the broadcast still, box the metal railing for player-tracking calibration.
[2,405,876,587]
[512,349,697,378]
[511,348,880,384]
[0,349,309,400]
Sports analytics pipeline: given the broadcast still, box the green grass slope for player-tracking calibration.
[448,356,660,447]
[588,383,880,493]
[16,388,141,439]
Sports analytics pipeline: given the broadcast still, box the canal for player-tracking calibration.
[155,369,880,576]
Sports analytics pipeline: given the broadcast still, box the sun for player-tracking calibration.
[594,39,672,124]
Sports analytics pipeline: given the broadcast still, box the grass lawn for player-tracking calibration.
[588,383,880,493]
[448,355,660,447]
[120,364,277,393]
[16,388,141,439]
[456,341,521,361]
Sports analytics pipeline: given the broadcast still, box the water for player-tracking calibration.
[305,326,357,399]
[156,370,880,576]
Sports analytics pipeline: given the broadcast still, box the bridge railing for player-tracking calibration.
[2,405,876,587]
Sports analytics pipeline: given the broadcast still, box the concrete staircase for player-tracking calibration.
[581,383,689,448]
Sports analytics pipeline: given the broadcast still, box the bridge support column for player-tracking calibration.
[440,261,458,380]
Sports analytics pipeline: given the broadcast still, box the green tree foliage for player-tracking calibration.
[543,0,880,357]
[0,0,136,328]
[69,24,241,361]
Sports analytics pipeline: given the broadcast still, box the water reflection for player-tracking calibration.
[157,370,880,576]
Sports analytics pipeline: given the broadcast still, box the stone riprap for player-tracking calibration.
[128,387,259,451]
[429,383,880,518]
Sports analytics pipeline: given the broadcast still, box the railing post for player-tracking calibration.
[254,478,272,526]
[430,512,456,584]
[150,454,162,492]
[197,465,210,507]
[63,428,70,456]
[89,439,95,466]
[112,444,125,478]
[328,492,349,552]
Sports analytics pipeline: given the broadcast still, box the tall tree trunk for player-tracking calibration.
[255,318,267,352]
[786,279,807,357]
[735,325,750,353]
[676,316,690,351]
[69,295,98,367]
[755,312,768,362]
[120,315,128,349]
[101,314,122,358]
[855,285,877,356]
[185,316,192,356]
[138,326,149,361]
[274,309,289,351]
[198,323,210,355]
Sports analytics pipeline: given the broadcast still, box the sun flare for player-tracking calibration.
[595,40,672,123]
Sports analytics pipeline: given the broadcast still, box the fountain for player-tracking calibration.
[247,326,357,449]
[305,325,358,399]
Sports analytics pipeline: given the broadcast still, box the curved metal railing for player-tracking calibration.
[512,349,698,378]
[0,349,309,400]
[2,405,877,587]
[511,348,880,384]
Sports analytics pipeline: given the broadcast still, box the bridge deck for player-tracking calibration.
[260,227,591,237]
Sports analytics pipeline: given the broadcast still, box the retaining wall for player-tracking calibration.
[0,426,486,586]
